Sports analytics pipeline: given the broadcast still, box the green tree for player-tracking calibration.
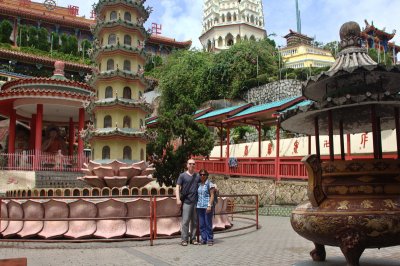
[37,27,50,51]
[27,26,38,48]
[368,49,393,66]
[60,33,69,53]
[148,106,214,187]
[145,55,163,72]
[0,20,13,43]
[51,32,60,51]
[17,25,29,47]
[80,39,92,58]
[205,39,277,99]
[323,41,340,58]
[68,35,78,55]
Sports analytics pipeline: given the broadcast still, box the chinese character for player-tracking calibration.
[243,145,249,157]
[324,140,330,148]
[267,142,273,155]
[293,140,299,154]
[7,177,18,185]
[360,133,368,149]
[151,23,162,35]
[68,5,79,16]
[19,0,31,6]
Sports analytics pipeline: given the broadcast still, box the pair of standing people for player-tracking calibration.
[176,159,216,246]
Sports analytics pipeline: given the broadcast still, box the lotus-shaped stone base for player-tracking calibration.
[78,160,155,188]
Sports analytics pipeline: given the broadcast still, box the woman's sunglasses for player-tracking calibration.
[200,174,208,176]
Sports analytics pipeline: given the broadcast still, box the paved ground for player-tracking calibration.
[0,216,399,266]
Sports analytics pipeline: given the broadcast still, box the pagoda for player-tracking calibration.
[361,20,399,63]
[89,0,152,162]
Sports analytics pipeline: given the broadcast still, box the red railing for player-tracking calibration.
[195,153,398,180]
[0,151,89,172]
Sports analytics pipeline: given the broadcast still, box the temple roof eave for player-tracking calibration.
[89,70,148,87]
[91,99,152,113]
[92,20,149,38]
[95,0,150,21]
[0,48,93,72]
[92,45,147,62]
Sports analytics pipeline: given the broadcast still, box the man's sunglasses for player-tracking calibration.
[188,163,195,165]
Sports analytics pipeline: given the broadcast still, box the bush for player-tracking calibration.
[37,28,50,51]
[0,20,13,43]
[17,25,29,47]
[27,26,39,48]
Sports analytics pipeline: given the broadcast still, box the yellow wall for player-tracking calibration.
[99,30,144,49]
[280,44,335,68]
[102,7,140,24]
[98,54,145,73]
[95,108,146,129]
[96,80,144,100]
[92,139,146,161]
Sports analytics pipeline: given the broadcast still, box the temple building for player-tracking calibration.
[199,0,267,52]
[88,0,151,162]
[279,30,335,69]
[361,20,399,64]
[0,0,191,82]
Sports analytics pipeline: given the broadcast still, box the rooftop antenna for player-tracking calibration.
[296,0,301,33]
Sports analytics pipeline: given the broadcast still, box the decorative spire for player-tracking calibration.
[329,21,377,72]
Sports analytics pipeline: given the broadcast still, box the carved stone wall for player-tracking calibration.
[210,175,308,206]
[242,79,302,104]
[35,171,86,188]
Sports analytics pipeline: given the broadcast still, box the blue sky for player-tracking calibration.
[57,0,400,49]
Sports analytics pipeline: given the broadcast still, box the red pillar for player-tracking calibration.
[69,117,74,156]
[314,116,320,160]
[8,109,16,154]
[339,120,345,160]
[220,125,223,158]
[275,121,281,180]
[395,107,400,159]
[29,115,36,150]
[328,110,334,161]
[78,108,85,165]
[35,104,43,152]
[226,127,230,174]
[34,104,43,170]
[346,134,351,159]
[258,122,262,158]
[371,105,378,159]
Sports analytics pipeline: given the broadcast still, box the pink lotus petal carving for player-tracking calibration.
[103,160,129,176]
[2,200,23,238]
[92,166,114,178]
[125,199,151,237]
[104,176,128,188]
[120,166,142,178]
[79,160,155,188]
[18,200,44,238]
[132,161,146,171]
[141,167,155,176]
[213,198,227,230]
[81,169,92,176]
[87,161,101,172]
[128,175,155,188]
[155,198,181,236]
[39,200,69,239]
[0,201,8,234]
[78,176,106,188]
[65,199,97,239]
[95,199,127,238]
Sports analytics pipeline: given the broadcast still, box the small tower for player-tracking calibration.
[89,0,152,162]
[199,0,267,52]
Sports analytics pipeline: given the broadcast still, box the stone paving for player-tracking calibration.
[0,216,399,266]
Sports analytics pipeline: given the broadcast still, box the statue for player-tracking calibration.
[41,127,67,155]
